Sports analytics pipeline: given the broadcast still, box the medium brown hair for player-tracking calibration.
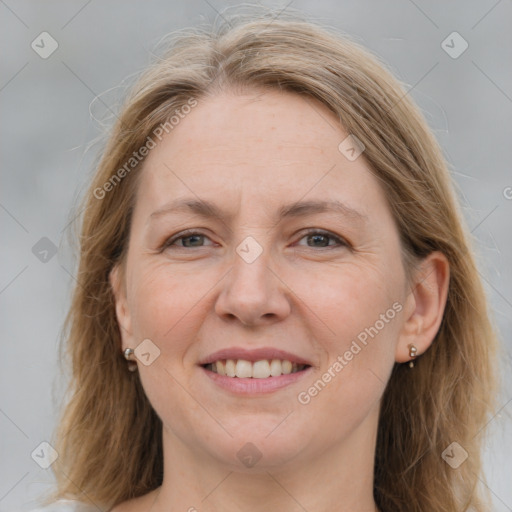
[47,9,499,511]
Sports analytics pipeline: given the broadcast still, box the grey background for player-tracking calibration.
[1,0,511,510]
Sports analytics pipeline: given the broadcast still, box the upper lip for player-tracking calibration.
[198,347,312,366]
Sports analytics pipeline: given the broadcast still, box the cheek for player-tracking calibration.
[127,265,206,357]
[128,253,403,358]
[291,265,401,436]
[299,259,403,351]
[296,264,402,422]
[126,266,211,432]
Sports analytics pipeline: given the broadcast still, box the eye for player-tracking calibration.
[295,229,348,249]
[162,230,215,249]
[161,228,349,251]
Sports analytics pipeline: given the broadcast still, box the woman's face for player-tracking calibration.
[112,89,415,471]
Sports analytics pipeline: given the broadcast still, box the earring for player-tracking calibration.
[408,344,418,368]
[123,348,137,372]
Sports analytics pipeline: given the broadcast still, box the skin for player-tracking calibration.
[110,89,449,512]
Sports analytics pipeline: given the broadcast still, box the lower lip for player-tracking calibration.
[201,366,312,394]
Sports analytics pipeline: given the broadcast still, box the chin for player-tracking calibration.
[196,418,309,471]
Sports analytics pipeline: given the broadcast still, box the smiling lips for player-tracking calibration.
[205,358,308,378]
[199,347,312,379]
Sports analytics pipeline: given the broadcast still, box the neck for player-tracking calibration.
[151,412,380,512]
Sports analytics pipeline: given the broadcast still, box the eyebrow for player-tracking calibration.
[149,198,368,224]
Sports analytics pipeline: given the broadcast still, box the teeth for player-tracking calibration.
[206,358,307,378]
[235,359,252,378]
[252,360,271,379]
[269,359,282,377]
[282,360,292,375]
[216,360,226,376]
[225,359,236,377]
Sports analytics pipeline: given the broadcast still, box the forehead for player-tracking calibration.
[134,89,390,225]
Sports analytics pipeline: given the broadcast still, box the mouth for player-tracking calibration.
[202,359,311,378]
[198,347,313,393]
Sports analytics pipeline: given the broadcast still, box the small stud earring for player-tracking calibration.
[408,344,418,368]
[123,348,137,372]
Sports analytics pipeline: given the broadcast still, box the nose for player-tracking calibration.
[214,240,291,327]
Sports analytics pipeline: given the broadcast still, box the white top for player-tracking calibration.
[26,500,103,512]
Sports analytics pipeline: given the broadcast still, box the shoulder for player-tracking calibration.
[25,489,159,512]
[26,500,100,512]
[109,489,162,512]
[109,494,155,512]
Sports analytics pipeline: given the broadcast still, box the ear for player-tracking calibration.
[395,251,450,363]
[109,264,134,351]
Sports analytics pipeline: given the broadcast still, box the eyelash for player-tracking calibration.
[161,228,349,251]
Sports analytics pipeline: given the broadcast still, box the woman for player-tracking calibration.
[42,9,498,512]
